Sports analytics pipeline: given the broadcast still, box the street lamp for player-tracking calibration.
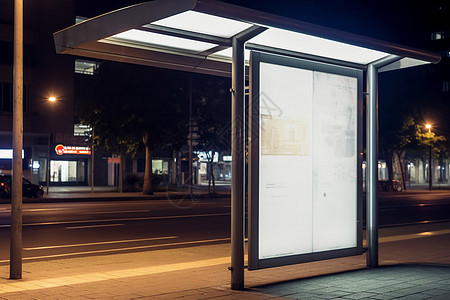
[425,124,432,190]
[47,96,57,194]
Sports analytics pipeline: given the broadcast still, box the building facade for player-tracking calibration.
[0,0,80,185]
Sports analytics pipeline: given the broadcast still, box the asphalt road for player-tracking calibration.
[0,190,449,263]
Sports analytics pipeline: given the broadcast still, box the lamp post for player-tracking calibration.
[11,0,23,280]
[426,124,432,191]
[47,96,57,194]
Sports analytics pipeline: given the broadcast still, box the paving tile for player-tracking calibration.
[341,292,378,300]
[367,294,399,300]
[394,293,433,300]
[422,289,450,296]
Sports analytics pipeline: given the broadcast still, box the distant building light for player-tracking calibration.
[74,124,92,136]
[432,31,443,40]
[75,16,88,24]
[32,161,40,169]
[0,149,24,159]
[75,59,100,75]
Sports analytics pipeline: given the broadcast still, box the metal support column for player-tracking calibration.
[231,36,245,290]
[366,63,378,267]
[366,55,401,268]
[91,129,95,193]
[189,76,193,193]
[11,0,23,280]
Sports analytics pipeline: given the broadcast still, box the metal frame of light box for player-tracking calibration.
[248,51,364,270]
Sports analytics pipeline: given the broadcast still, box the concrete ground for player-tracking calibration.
[0,189,449,299]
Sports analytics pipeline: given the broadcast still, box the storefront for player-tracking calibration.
[36,144,91,186]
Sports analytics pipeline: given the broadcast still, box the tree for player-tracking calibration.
[379,113,416,190]
[192,74,231,193]
[415,124,447,188]
[379,63,450,190]
[75,62,189,194]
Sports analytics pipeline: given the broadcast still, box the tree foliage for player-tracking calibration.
[75,62,189,193]
[415,125,447,157]
[191,74,231,192]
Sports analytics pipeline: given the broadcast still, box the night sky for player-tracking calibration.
[75,0,445,50]
[74,0,449,133]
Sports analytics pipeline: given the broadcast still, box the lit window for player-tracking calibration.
[75,59,99,75]
[432,31,444,40]
[74,124,92,136]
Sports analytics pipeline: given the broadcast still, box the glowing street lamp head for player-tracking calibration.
[48,96,56,102]
[425,124,432,130]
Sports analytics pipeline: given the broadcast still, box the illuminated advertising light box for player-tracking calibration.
[248,52,363,270]
[54,144,91,155]
[0,149,24,159]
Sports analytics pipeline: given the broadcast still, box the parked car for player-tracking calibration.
[377,179,402,192]
[0,175,44,198]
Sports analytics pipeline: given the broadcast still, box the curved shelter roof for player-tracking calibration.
[54,0,440,76]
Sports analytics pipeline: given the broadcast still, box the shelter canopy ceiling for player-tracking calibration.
[54,0,440,76]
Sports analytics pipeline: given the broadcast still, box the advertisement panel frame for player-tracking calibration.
[248,51,363,270]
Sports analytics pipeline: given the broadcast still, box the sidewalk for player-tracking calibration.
[0,185,231,204]
[0,222,449,299]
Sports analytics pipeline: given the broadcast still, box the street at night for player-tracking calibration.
[0,190,449,298]
[0,190,449,263]
[1,0,450,298]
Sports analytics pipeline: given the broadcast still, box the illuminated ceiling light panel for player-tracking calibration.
[249,27,390,65]
[111,29,218,53]
[151,11,253,38]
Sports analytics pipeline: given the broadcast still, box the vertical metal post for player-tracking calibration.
[47,132,50,194]
[11,0,23,280]
[189,76,193,193]
[91,129,95,193]
[429,144,432,190]
[366,55,401,268]
[366,63,378,268]
[231,36,245,290]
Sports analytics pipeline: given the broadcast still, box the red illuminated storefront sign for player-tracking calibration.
[55,144,91,155]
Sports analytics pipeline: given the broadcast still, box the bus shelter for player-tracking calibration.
[54,0,440,290]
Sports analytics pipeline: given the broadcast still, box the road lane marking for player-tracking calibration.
[0,256,231,293]
[363,229,450,247]
[0,212,230,228]
[0,208,68,213]
[0,238,230,263]
[24,236,178,250]
[65,223,125,229]
[24,208,67,212]
[80,210,152,214]
[379,229,450,243]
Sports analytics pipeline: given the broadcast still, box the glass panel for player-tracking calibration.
[51,161,78,182]
[152,160,163,174]
[68,161,77,182]
[109,29,218,53]
[38,158,47,182]
[50,161,61,182]
[150,11,253,38]
[78,161,85,182]
[248,27,389,65]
